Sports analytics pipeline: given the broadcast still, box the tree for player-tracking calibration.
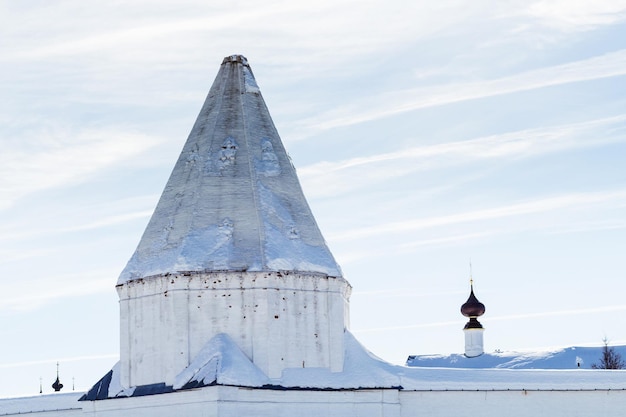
[591,338,625,369]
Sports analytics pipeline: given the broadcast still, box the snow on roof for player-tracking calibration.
[173,333,269,390]
[407,345,626,370]
[83,332,626,401]
[117,55,342,284]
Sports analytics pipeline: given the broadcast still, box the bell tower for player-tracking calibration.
[460,271,486,358]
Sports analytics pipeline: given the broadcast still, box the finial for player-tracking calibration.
[39,377,42,394]
[469,259,474,288]
[222,54,249,66]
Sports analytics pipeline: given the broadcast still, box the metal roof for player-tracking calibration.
[118,55,342,284]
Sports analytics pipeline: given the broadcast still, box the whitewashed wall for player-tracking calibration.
[0,393,83,417]
[118,271,351,386]
[464,328,484,357]
[399,389,626,416]
[81,387,626,417]
[5,386,626,416]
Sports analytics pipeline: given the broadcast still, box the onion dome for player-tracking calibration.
[52,376,63,392]
[52,362,63,392]
[461,284,485,318]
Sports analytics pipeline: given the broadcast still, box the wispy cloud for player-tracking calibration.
[0,128,162,210]
[58,210,154,233]
[1,1,469,69]
[0,192,158,247]
[6,11,274,62]
[329,190,626,242]
[0,247,57,265]
[334,232,495,265]
[352,305,626,333]
[0,272,114,313]
[299,50,626,132]
[397,232,497,251]
[353,320,460,333]
[490,305,626,322]
[0,354,118,370]
[299,115,626,198]
[545,219,626,235]
[353,288,467,298]
[525,0,626,31]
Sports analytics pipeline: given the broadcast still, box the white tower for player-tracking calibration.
[460,278,485,358]
[116,55,351,388]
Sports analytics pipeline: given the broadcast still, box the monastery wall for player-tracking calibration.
[399,389,626,416]
[4,387,626,416]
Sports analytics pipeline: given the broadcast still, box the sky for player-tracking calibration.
[1,0,626,399]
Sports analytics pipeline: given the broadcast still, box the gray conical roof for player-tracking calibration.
[118,55,342,284]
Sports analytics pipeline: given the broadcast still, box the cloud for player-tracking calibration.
[545,219,626,235]
[353,288,467,298]
[328,190,626,242]
[0,247,57,265]
[525,0,626,31]
[0,192,158,249]
[0,271,114,313]
[334,232,495,265]
[7,12,271,62]
[0,212,151,262]
[58,210,154,233]
[490,305,626,322]
[1,1,459,63]
[299,50,626,132]
[397,232,497,251]
[299,115,626,198]
[0,127,162,210]
[352,305,626,333]
[0,354,118,370]
[353,320,460,333]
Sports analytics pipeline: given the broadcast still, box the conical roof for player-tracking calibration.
[118,55,342,284]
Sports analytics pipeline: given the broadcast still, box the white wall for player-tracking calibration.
[5,386,626,416]
[83,386,626,417]
[118,271,351,386]
[79,387,400,417]
[400,389,626,417]
[464,327,484,357]
[0,393,83,417]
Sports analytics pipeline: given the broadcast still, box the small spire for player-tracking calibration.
[52,362,63,392]
[39,377,42,394]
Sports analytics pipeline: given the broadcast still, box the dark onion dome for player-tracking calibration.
[461,285,485,318]
[52,375,63,392]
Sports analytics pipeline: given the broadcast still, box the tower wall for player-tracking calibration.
[464,328,484,358]
[117,271,351,387]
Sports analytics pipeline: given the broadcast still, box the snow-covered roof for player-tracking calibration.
[118,55,342,284]
[80,332,626,401]
[407,345,626,370]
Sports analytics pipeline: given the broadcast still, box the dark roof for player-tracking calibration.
[460,285,485,318]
